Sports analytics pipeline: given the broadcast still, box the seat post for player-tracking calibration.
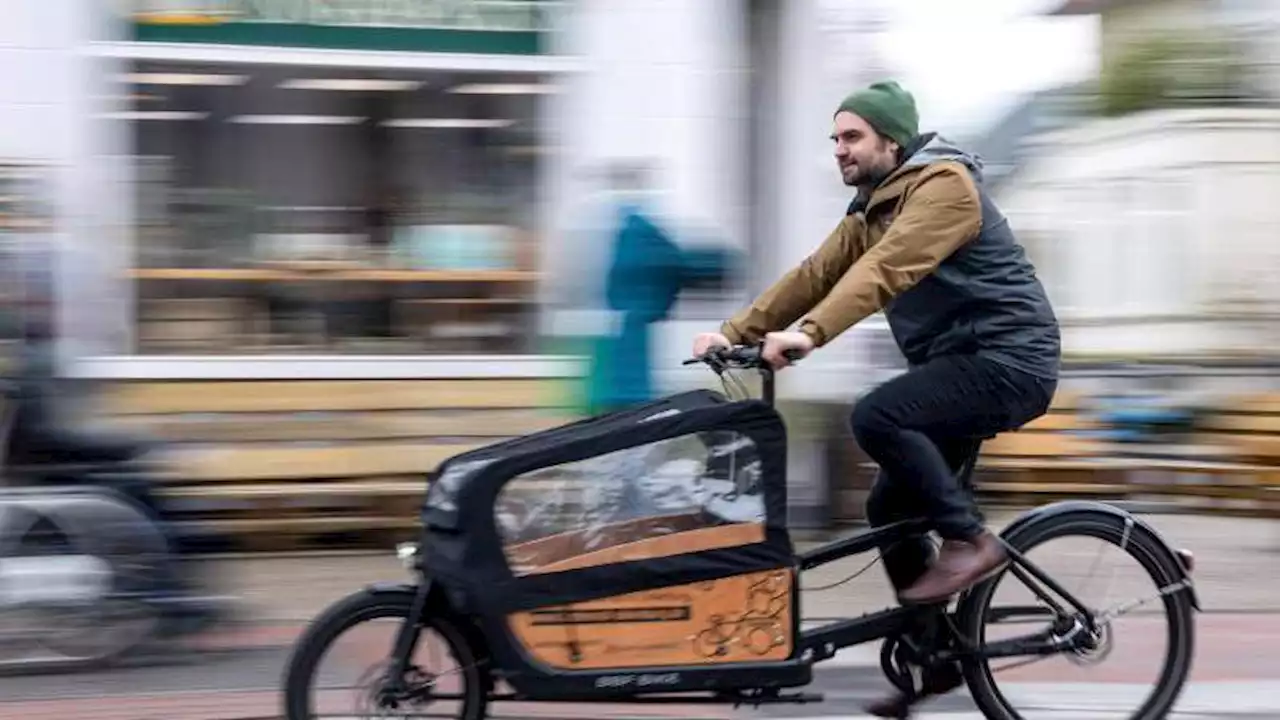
[956,437,986,523]
[956,438,986,487]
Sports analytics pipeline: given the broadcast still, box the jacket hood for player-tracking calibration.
[848,132,986,215]
[900,132,985,185]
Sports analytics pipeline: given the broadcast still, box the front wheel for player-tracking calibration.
[281,587,489,720]
[958,510,1196,720]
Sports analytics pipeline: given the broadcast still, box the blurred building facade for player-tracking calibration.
[6,0,1271,387]
[0,0,903,392]
[2,1,572,375]
[999,0,1280,363]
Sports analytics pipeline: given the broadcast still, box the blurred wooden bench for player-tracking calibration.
[974,391,1280,516]
[973,392,1134,504]
[849,392,1129,506]
[1122,393,1280,517]
[89,378,576,551]
[1199,393,1280,466]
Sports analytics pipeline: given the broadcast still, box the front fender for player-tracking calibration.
[997,500,1201,611]
[364,581,419,597]
[362,581,493,667]
[363,580,463,615]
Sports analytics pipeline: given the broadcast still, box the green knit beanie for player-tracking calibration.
[835,81,919,147]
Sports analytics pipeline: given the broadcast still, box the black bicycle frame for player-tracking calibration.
[793,517,1100,665]
[794,518,931,661]
[791,436,1101,665]
[761,364,777,406]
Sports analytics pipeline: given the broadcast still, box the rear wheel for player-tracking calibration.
[958,511,1196,720]
[282,587,489,720]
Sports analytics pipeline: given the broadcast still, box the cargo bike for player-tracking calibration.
[282,345,1199,720]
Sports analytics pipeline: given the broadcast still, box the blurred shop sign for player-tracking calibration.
[127,0,564,33]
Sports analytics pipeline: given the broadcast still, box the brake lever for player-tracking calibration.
[683,347,732,372]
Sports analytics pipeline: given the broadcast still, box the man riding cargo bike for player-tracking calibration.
[280,82,1199,720]
[694,79,1062,715]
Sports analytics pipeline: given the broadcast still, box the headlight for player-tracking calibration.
[396,542,420,570]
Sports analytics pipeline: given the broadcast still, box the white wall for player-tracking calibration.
[609,0,898,402]
[639,0,903,402]
[540,0,749,300]
[997,108,1280,358]
[742,0,897,402]
[0,0,135,365]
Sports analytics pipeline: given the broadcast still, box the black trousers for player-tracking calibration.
[850,354,1056,591]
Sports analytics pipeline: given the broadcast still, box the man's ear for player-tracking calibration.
[887,138,907,164]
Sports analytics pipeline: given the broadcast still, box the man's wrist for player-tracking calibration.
[798,320,826,348]
[719,322,744,345]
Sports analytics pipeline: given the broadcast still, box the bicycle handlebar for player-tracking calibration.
[682,343,802,406]
[682,344,802,369]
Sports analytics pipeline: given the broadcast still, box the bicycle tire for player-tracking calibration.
[957,510,1195,720]
[281,587,489,720]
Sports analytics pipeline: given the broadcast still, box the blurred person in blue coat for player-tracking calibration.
[586,162,737,415]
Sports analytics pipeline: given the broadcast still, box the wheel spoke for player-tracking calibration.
[1096,578,1196,624]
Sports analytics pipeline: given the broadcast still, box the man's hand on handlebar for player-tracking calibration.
[689,330,814,371]
[685,335,803,405]
[761,331,815,370]
[692,332,732,359]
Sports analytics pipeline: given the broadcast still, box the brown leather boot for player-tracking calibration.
[864,662,964,718]
[898,531,1008,605]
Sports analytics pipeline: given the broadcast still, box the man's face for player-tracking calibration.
[831,111,899,187]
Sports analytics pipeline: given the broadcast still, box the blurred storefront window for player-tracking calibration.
[113,1,566,355]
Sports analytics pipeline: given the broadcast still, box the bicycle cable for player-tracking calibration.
[799,536,939,593]
[718,367,752,401]
[801,552,884,592]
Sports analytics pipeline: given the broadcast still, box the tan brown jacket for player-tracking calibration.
[721,133,1060,378]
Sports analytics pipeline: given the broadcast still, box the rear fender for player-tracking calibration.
[996,500,1200,611]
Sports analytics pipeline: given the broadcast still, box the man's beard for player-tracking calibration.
[853,160,893,191]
